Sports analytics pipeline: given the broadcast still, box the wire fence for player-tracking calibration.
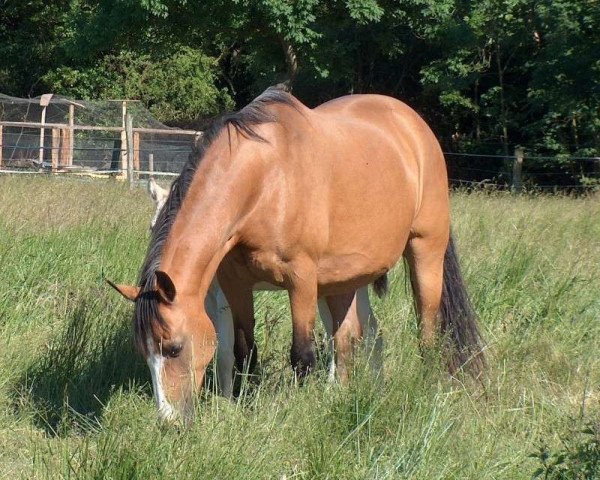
[0,126,195,176]
[1,93,599,192]
[444,149,600,192]
[0,93,199,180]
[1,134,599,192]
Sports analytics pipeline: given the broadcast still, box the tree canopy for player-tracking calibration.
[1,0,599,175]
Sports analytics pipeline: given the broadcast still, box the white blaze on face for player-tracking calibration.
[146,336,176,422]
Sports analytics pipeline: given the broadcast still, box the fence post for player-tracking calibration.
[126,114,134,189]
[39,94,53,166]
[133,131,140,180]
[67,103,74,166]
[148,153,154,178]
[119,101,127,179]
[0,125,3,168]
[39,108,46,165]
[512,146,524,193]
[51,128,60,172]
[59,128,67,167]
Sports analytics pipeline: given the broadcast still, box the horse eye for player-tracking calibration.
[163,344,183,358]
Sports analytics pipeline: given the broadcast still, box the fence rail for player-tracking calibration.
[1,114,599,192]
[0,97,201,185]
[0,120,199,136]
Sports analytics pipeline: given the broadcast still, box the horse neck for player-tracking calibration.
[159,138,263,299]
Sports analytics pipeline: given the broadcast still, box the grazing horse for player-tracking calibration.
[148,178,170,229]
[142,171,382,400]
[109,85,485,423]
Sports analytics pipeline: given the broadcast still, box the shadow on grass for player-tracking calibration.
[14,297,150,436]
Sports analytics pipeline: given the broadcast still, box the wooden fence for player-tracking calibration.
[1,97,597,192]
[0,99,201,187]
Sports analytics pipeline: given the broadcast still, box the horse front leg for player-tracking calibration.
[217,265,257,375]
[210,281,235,398]
[287,259,318,377]
[322,286,382,383]
[324,291,357,383]
[355,285,383,378]
[317,298,337,381]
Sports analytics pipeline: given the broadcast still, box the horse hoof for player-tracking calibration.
[290,347,316,377]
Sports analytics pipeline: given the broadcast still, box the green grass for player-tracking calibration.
[0,176,598,479]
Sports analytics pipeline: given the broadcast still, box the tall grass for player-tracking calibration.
[0,176,598,479]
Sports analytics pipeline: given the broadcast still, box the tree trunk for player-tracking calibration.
[474,78,481,141]
[571,115,580,151]
[496,43,509,162]
[280,37,298,89]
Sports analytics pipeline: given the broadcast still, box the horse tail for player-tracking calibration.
[373,274,389,298]
[440,233,486,378]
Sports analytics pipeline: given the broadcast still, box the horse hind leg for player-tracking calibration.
[317,298,337,381]
[405,233,486,377]
[355,286,383,378]
[404,234,446,354]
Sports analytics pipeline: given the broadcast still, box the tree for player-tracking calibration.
[1,0,598,179]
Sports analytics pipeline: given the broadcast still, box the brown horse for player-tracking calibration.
[110,85,485,423]
[142,179,382,399]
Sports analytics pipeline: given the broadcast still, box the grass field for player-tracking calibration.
[0,176,598,479]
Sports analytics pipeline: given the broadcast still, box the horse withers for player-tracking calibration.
[109,86,485,424]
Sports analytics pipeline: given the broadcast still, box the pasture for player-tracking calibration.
[0,176,598,479]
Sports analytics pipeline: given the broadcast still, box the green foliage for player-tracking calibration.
[0,0,72,94]
[345,0,385,24]
[527,0,600,156]
[43,48,234,122]
[531,420,600,479]
[0,0,599,164]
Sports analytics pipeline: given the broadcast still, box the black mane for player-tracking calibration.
[134,85,296,353]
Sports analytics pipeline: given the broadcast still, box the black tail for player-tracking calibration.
[440,234,486,378]
[373,274,389,298]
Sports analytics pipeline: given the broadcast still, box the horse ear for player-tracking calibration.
[155,271,176,304]
[106,279,140,302]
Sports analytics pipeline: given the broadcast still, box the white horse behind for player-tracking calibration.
[148,178,170,229]
[146,178,382,397]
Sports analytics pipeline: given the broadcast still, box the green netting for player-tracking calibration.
[0,94,171,128]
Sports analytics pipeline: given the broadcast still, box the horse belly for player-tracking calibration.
[316,225,409,294]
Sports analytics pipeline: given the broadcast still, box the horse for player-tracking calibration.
[140,174,383,400]
[109,85,485,423]
[148,177,170,229]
